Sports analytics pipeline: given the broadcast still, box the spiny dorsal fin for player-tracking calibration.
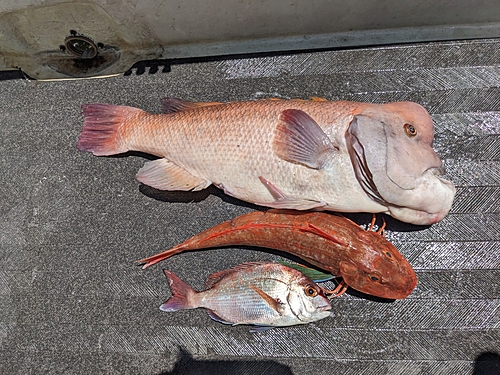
[161,98,223,114]
[273,109,338,169]
[204,261,271,289]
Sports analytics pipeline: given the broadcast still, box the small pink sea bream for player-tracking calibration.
[160,262,332,332]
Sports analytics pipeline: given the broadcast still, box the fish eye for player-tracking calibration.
[404,123,417,137]
[304,285,318,297]
[369,275,380,282]
[385,251,393,259]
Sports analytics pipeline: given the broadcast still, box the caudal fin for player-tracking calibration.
[137,245,185,269]
[160,269,197,312]
[77,104,143,156]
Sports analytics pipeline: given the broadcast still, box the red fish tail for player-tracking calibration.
[77,104,143,156]
[138,244,188,269]
[160,269,197,312]
[138,223,243,269]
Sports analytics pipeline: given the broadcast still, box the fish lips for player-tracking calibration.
[317,301,333,312]
[428,166,456,189]
[310,301,333,321]
[429,165,446,176]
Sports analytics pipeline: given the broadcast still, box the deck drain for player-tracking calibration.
[63,31,98,59]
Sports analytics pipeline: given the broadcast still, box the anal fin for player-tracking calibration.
[207,309,233,325]
[136,159,210,191]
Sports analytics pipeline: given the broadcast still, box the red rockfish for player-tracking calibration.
[139,210,418,300]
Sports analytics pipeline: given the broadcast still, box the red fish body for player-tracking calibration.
[77,98,455,225]
[139,210,418,300]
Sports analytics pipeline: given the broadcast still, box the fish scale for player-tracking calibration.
[200,278,286,322]
[92,100,366,204]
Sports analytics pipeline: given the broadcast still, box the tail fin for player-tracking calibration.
[160,269,197,312]
[138,245,184,269]
[77,104,143,156]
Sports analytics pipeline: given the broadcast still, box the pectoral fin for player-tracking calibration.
[257,176,327,210]
[249,285,284,315]
[273,109,338,169]
[136,159,210,191]
[276,260,336,282]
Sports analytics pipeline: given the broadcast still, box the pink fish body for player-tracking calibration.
[77,98,455,225]
[160,262,332,331]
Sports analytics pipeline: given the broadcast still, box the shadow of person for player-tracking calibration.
[158,347,293,375]
[473,352,500,375]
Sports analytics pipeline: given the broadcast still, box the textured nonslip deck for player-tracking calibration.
[0,39,499,374]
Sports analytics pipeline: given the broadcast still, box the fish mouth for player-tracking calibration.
[354,283,416,300]
[427,165,446,176]
[385,164,445,191]
[318,303,332,312]
[427,165,446,177]
[388,275,418,299]
[425,165,456,189]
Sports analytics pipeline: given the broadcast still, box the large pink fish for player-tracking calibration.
[77,98,455,225]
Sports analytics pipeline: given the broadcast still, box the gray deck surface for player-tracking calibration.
[1,39,499,374]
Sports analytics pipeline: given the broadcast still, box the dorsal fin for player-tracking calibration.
[204,261,270,289]
[161,98,223,114]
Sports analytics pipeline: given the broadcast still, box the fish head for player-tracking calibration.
[346,102,456,225]
[287,276,332,323]
[338,229,418,299]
